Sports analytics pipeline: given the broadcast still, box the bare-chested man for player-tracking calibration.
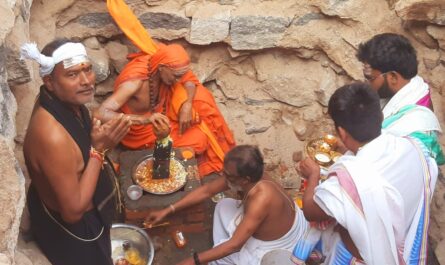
[21,39,131,265]
[145,145,309,265]
[94,0,236,177]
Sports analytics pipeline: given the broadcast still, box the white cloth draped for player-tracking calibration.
[317,133,437,264]
[210,198,309,265]
[383,105,442,136]
[314,154,406,265]
[356,133,437,240]
[382,75,429,118]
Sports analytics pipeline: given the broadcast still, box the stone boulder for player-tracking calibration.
[405,21,440,49]
[230,15,291,50]
[95,75,115,96]
[215,70,257,100]
[252,51,339,108]
[426,25,445,50]
[139,11,190,40]
[105,41,129,74]
[0,46,17,145]
[56,1,121,40]
[395,0,445,25]
[5,14,32,87]
[83,37,102,50]
[187,44,232,83]
[242,110,272,135]
[0,136,26,263]
[188,3,231,45]
[28,0,76,47]
[280,17,366,81]
[6,45,30,87]
[0,1,15,43]
[16,237,51,265]
[228,1,301,50]
[86,47,110,84]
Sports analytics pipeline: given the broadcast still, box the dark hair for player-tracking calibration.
[357,33,417,79]
[41,38,72,57]
[224,145,264,182]
[328,82,382,142]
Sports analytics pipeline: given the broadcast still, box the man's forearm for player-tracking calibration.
[95,98,123,122]
[302,174,328,222]
[96,107,120,122]
[171,185,214,213]
[61,158,102,223]
[184,81,196,103]
[303,176,318,208]
[195,240,240,264]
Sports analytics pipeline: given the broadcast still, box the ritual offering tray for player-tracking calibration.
[305,134,342,169]
[132,154,187,195]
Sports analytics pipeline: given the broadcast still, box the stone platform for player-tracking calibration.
[119,149,217,264]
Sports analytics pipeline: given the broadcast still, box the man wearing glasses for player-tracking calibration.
[357,33,443,166]
[145,145,309,265]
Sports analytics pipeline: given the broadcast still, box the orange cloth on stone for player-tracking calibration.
[106,0,158,55]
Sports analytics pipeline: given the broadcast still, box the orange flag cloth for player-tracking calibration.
[108,0,235,176]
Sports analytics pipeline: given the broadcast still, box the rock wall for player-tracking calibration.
[0,0,31,264]
[0,0,444,264]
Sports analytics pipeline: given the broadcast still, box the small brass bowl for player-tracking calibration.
[318,142,332,153]
[330,151,342,163]
[314,152,331,167]
[323,134,337,147]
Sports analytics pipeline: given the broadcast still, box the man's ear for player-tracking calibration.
[379,111,384,124]
[241,176,251,185]
[387,71,401,90]
[42,75,54,92]
[337,126,348,144]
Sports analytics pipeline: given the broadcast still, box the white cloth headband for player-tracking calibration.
[20,42,89,77]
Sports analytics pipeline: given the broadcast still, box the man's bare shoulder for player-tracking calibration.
[246,181,274,207]
[25,107,73,152]
[117,79,144,92]
[113,79,147,105]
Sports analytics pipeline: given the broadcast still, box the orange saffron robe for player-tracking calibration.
[107,0,235,176]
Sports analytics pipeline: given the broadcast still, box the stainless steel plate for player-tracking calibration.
[111,223,154,265]
[131,154,187,195]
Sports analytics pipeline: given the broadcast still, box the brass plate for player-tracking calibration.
[132,155,187,195]
[305,138,341,169]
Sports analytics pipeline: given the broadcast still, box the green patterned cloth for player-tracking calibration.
[383,104,444,165]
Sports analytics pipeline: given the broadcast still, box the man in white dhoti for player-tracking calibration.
[292,83,437,265]
[357,33,443,165]
[145,145,309,265]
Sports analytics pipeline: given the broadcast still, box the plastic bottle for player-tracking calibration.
[172,230,187,248]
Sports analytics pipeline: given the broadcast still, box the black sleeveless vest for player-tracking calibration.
[38,86,117,226]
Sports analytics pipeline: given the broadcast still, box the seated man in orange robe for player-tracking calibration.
[94,0,235,177]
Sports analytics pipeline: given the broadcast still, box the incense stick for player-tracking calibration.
[142,221,170,229]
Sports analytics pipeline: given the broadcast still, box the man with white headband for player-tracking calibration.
[21,38,131,265]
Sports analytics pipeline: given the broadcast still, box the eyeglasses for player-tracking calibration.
[221,170,238,179]
[364,71,392,82]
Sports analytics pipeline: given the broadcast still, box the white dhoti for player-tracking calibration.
[210,198,309,265]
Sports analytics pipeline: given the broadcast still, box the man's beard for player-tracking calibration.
[227,181,243,194]
[378,76,395,99]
